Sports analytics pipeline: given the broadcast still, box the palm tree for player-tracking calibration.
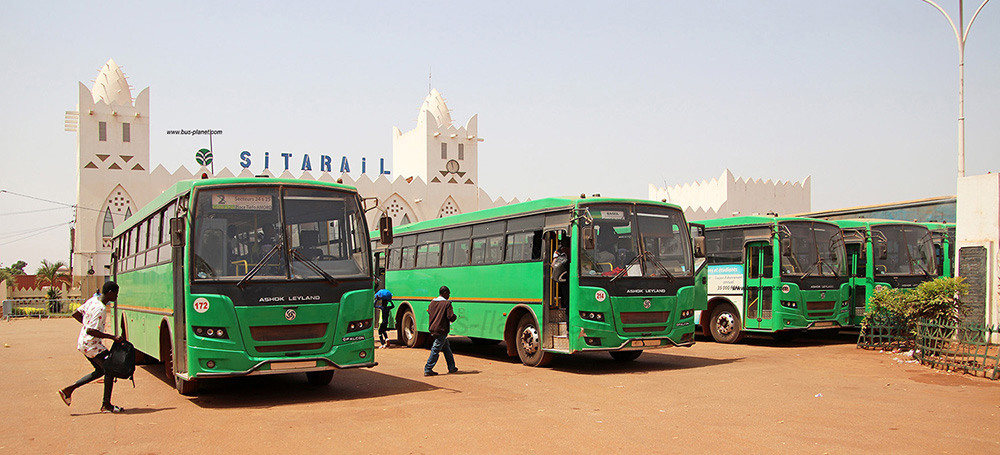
[36,260,68,313]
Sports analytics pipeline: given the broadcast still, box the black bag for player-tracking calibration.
[105,340,136,386]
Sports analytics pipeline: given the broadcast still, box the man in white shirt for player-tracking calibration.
[57,281,125,413]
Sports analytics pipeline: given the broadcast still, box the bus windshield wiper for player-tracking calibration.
[610,253,643,282]
[910,258,931,278]
[642,251,675,282]
[801,257,838,279]
[290,249,339,285]
[237,242,283,288]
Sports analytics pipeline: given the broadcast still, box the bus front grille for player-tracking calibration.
[250,323,327,341]
[256,342,325,353]
[623,326,667,333]
[807,301,836,311]
[620,311,670,324]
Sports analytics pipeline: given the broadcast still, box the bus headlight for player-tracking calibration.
[194,326,229,339]
[579,311,605,322]
[680,309,694,319]
[780,301,798,309]
[347,319,373,333]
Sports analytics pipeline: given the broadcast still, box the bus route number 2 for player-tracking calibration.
[193,298,210,313]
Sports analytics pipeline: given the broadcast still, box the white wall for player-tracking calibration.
[956,173,1000,331]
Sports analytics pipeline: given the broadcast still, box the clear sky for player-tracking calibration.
[1,1,998,271]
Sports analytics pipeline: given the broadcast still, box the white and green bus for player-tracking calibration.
[834,219,938,327]
[700,216,851,343]
[112,178,378,394]
[378,196,704,366]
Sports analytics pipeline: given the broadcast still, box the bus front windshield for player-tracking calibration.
[580,204,692,278]
[778,221,847,278]
[871,225,936,276]
[192,186,370,282]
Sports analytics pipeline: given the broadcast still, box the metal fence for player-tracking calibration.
[915,318,1000,380]
[856,314,912,351]
[2,298,84,320]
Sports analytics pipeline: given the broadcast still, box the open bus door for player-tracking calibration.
[841,229,868,326]
[543,230,570,352]
[743,241,773,330]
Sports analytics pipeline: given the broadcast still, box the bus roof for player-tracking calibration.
[830,218,931,230]
[112,177,358,237]
[699,215,835,229]
[390,196,684,236]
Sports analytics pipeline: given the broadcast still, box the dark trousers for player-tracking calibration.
[69,351,114,405]
[424,334,457,373]
[378,308,391,344]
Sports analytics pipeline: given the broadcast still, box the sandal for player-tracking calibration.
[100,404,124,413]
[58,389,71,406]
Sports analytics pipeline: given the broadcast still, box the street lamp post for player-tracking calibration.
[921,0,991,178]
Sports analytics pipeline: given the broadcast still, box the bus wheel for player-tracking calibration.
[515,314,553,367]
[469,337,500,346]
[709,305,745,344]
[306,370,335,386]
[161,329,199,395]
[175,375,199,396]
[399,310,428,348]
[609,350,642,361]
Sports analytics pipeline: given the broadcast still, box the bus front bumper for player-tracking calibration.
[190,357,378,378]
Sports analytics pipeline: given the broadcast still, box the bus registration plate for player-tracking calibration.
[271,361,316,371]
[812,321,834,328]
[631,340,658,347]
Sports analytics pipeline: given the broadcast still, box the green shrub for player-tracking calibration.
[861,277,969,334]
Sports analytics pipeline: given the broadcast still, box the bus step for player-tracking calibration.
[552,335,569,351]
[546,323,568,337]
[547,309,568,323]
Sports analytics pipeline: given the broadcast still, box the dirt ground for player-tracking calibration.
[1,318,998,455]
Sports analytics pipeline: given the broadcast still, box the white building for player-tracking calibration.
[66,59,516,295]
[649,169,811,221]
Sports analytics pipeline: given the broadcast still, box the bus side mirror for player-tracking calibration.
[379,215,393,245]
[693,236,706,258]
[170,217,186,247]
[582,226,595,249]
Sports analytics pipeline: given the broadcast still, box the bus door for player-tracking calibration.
[743,241,773,330]
[842,229,867,325]
[169,213,189,378]
[544,230,570,351]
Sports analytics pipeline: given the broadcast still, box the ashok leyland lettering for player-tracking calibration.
[112,178,377,395]
[379,197,705,366]
[699,216,851,343]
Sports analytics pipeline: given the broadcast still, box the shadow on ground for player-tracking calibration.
[140,364,439,409]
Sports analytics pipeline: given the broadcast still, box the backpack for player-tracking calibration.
[105,340,137,386]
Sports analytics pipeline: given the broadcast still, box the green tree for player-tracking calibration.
[36,260,68,313]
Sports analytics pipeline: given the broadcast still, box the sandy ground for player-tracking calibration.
[1,317,998,455]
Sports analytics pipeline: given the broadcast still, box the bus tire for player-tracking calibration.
[306,370,335,386]
[709,304,745,344]
[161,327,199,395]
[609,350,642,361]
[515,314,553,367]
[399,310,428,348]
[469,337,501,346]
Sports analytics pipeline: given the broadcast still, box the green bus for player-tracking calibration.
[700,216,851,343]
[378,197,703,366]
[834,219,937,326]
[923,222,956,278]
[111,178,378,394]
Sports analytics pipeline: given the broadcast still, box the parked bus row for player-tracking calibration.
[107,177,952,394]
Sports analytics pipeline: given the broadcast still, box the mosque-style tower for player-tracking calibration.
[65,59,150,288]
[392,89,481,186]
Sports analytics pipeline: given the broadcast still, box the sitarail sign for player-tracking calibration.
[239,150,391,176]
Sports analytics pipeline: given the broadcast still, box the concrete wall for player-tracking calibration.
[955,173,1000,331]
[650,169,810,221]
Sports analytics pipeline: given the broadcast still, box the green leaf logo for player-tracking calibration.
[196,148,214,166]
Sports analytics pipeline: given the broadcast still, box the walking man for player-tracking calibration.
[423,286,458,376]
[374,288,394,348]
[58,281,125,413]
